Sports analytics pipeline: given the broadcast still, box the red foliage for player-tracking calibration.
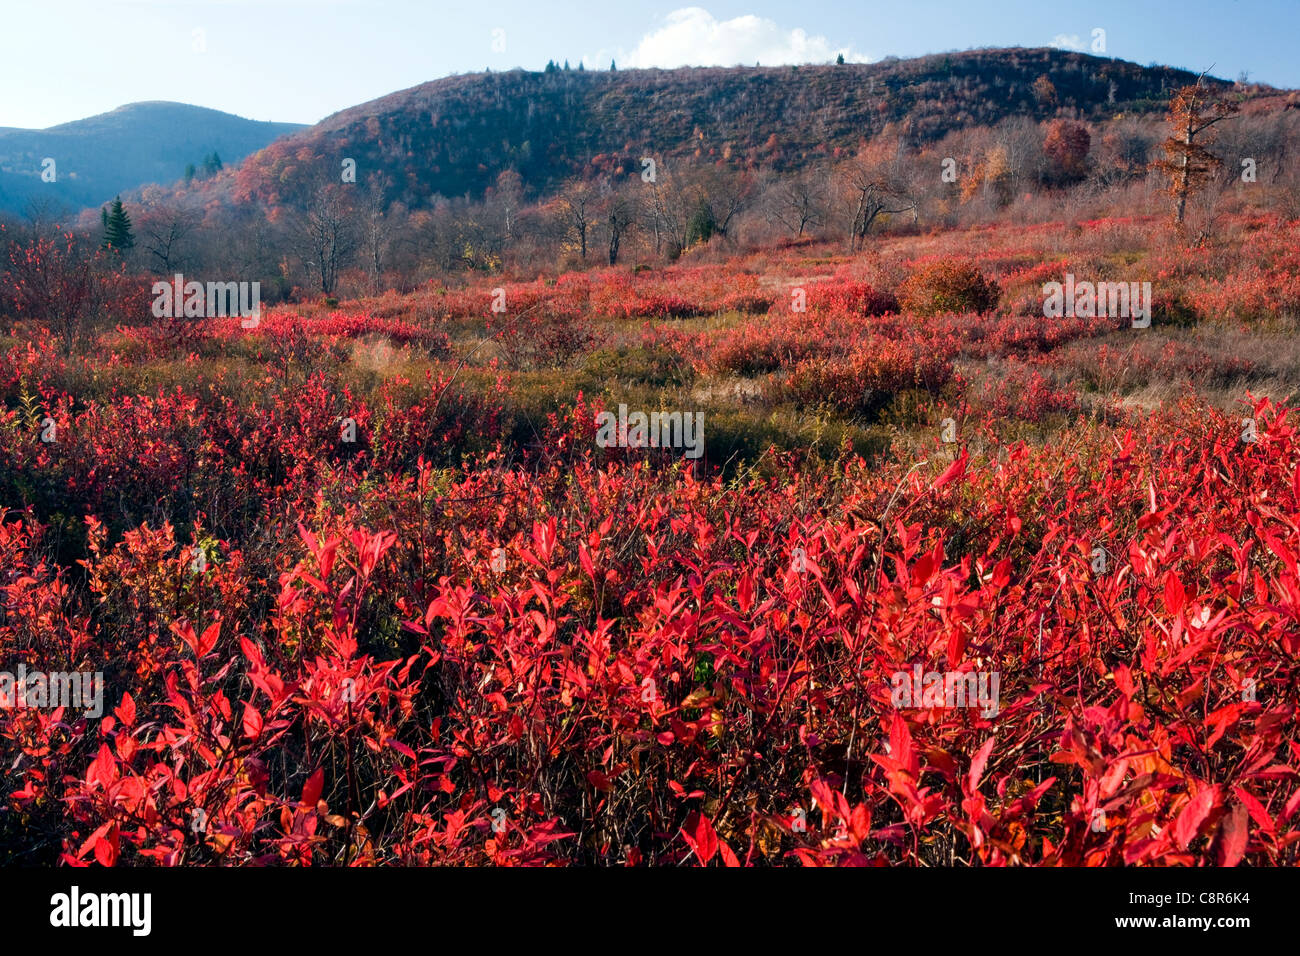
[2,384,1298,866]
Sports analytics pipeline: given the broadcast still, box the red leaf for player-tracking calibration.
[1215,802,1249,867]
[114,692,136,727]
[301,768,325,807]
[86,743,117,789]
[946,627,967,666]
[932,450,968,490]
[78,822,113,864]
[1232,786,1274,835]
[718,839,740,867]
[242,703,263,741]
[889,710,916,776]
[736,571,755,614]
[681,811,719,865]
[911,552,936,587]
[1164,572,1186,617]
[1173,785,1219,849]
[968,737,995,792]
[93,825,119,867]
[1282,786,1300,824]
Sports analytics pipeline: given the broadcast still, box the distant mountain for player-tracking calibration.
[204,48,1246,213]
[0,102,304,216]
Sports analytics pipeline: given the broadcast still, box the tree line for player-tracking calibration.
[3,77,1296,335]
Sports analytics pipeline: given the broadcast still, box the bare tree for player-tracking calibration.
[294,182,357,295]
[838,152,917,251]
[640,162,747,258]
[556,178,596,261]
[18,195,69,242]
[644,171,687,258]
[768,167,828,237]
[689,165,753,239]
[493,169,525,243]
[360,175,393,294]
[603,189,636,266]
[139,204,200,274]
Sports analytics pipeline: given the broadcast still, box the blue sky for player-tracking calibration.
[3,0,1295,128]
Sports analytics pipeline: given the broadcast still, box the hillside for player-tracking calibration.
[209,48,1239,212]
[0,101,304,216]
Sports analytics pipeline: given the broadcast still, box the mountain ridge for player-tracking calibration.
[0,101,305,216]
[183,47,1262,214]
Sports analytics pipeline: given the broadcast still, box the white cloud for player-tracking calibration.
[1048,33,1088,52]
[610,7,871,69]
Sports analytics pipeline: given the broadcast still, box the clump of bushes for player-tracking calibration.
[899,259,1000,316]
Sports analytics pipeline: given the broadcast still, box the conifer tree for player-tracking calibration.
[101,196,134,252]
[201,152,223,177]
[1153,74,1238,227]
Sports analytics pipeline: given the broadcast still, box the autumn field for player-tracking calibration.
[0,208,1297,868]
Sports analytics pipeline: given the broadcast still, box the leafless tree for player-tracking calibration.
[767,168,828,237]
[493,169,525,243]
[689,165,753,239]
[838,157,917,250]
[294,182,357,295]
[602,188,637,266]
[556,178,597,261]
[139,205,200,274]
[360,175,393,294]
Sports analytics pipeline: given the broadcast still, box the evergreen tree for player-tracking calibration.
[101,196,134,251]
[610,59,616,71]
[183,162,196,184]
[563,59,570,70]
[201,151,223,177]
[836,53,845,65]
[685,200,716,247]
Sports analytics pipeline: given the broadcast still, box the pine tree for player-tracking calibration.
[101,196,134,251]
[610,59,616,71]
[563,59,570,70]
[836,53,845,65]
[201,151,223,177]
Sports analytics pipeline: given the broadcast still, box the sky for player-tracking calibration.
[3,0,1296,129]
